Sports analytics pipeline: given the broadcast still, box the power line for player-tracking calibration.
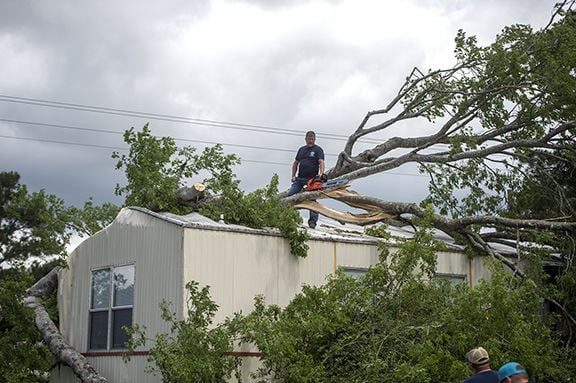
[0,117,299,155]
[0,132,336,161]
[0,134,125,151]
[0,94,385,143]
[0,134,428,178]
[0,117,122,136]
[0,95,431,178]
[1,116,448,160]
[0,134,289,165]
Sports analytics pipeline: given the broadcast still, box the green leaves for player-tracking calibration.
[0,270,52,383]
[416,9,576,221]
[65,198,120,237]
[112,125,309,256]
[113,124,181,211]
[200,173,309,257]
[125,281,241,383]
[1,171,118,267]
[113,124,240,213]
[229,235,573,382]
[1,171,69,266]
[0,171,117,381]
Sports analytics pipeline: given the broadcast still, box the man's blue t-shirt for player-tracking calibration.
[296,144,324,179]
[463,370,499,383]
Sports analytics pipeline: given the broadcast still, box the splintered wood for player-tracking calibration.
[293,184,399,226]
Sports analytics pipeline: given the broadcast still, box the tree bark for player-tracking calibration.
[25,266,108,383]
[177,182,207,206]
[283,187,576,256]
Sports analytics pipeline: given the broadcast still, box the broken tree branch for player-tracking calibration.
[25,267,108,383]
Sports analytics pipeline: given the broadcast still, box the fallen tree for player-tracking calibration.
[24,267,108,383]
[284,2,576,273]
[280,1,576,336]
[286,185,576,272]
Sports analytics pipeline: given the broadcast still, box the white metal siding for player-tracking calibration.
[181,229,477,325]
[55,208,184,383]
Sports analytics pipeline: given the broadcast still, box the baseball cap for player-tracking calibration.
[465,347,490,365]
[498,362,527,381]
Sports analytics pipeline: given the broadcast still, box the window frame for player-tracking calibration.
[88,264,135,351]
[341,266,368,280]
[433,272,467,285]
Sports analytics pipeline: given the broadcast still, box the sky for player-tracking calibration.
[0,0,559,211]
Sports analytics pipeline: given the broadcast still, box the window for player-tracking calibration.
[433,273,467,286]
[89,265,134,350]
[342,266,368,280]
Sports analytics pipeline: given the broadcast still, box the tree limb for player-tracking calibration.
[25,267,108,383]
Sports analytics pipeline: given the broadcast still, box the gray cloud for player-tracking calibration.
[0,0,559,211]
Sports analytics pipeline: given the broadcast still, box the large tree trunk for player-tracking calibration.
[177,182,206,206]
[25,266,108,383]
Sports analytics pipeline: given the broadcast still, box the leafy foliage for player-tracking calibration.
[112,124,240,213]
[230,220,574,382]
[419,9,576,218]
[114,125,309,257]
[0,171,116,381]
[125,281,241,382]
[66,197,120,237]
[503,145,576,346]
[506,147,576,220]
[0,269,52,383]
[200,174,309,258]
[1,171,118,267]
[1,171,71,266]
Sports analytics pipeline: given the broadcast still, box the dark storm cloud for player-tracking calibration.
[0,0,560,210]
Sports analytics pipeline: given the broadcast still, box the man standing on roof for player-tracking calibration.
[464,347,499,383]
[288,131,325,229]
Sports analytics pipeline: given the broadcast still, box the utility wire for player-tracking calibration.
[0,135,427,178]
[0,118,121,136]
[0,134,125,151]
[0,117,300,155]
[0,95,433,177]
[0,134,291,166]
[0,116,447,158]
[0,94,385,144]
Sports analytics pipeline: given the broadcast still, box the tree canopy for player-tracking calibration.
[0,171,116,382]
[1,171,71,267]
[113,124,310,257]
[233,221,573,382]
[284,2,576,295]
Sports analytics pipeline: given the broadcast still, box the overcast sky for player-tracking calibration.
[0,0,558,210]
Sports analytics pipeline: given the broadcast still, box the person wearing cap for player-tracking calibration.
[464,346,499,383]
[498,362,530,383]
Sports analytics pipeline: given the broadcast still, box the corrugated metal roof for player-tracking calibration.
[127,206,468,250]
